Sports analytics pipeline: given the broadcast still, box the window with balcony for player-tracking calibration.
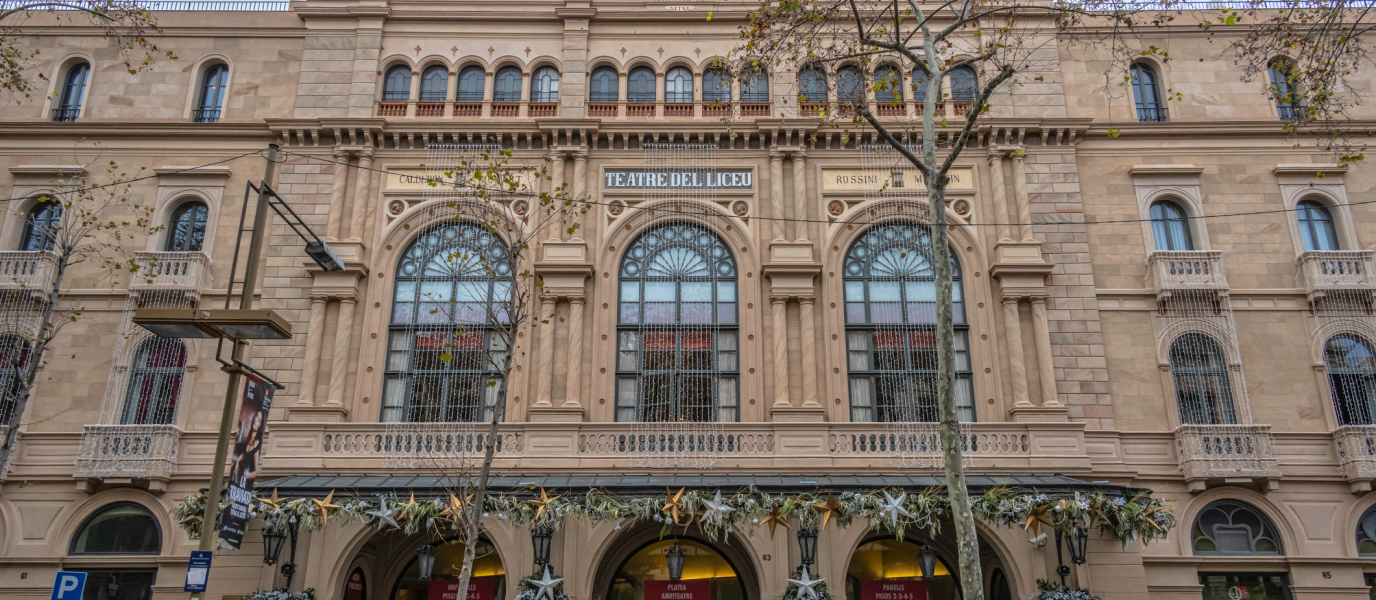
[165,201,208,253]
[53,62,88,122]
[383,222,510,423]
[0,335,30,425]
[590,67,619,103]
[492,66,522,103]
[702,68,730,104]
[912,68,930,100]
[1191,500,1282,555]
[628,67,656,103]
[457,65,485,102]
[531,67,559,103]
[836,65,862,105]
[194,63,228,123]
[420,65,448,106]
[120,338,186,425]
[20,199,61,252]
[741,68,769,103]
[1130,63,1167,122]
[844,222,973,423]
[949,66,977,115]
[1268,58,1302,120]
[383,65,412,102]
[1297,199,1340,251]
[1170,333,1237,425]
[1149,199,1194,251]
[798,66,827,102]
[615,223,739,423]
[874,65,902,103]
[664,67,693,104]
[1324,334,1376,426]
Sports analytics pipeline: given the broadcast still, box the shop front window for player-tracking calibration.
[391,538,505,600]
[609,539,745,600]
[844,538,959,600]
[1199,573,1289,600]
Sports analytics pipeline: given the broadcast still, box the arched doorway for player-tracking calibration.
[391,538,507,600]
[608,539,746,600]
[845,538,960,600]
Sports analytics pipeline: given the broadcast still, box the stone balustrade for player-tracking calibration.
[1297,249,1376,303]
[129,251,212,298]
[1174,423,1277,485]
[1147,250,1229,301]
[0,251,56,296]
[73,424,181,482]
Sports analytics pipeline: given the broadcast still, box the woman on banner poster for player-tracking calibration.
[229,389,266,488]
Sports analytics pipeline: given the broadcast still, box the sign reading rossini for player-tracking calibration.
[822,167,975,191]
[603,168,754,190]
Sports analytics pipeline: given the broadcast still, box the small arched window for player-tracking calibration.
[874,65,902,104]
[531,67,560,103]
[54,62,89,122]
[741,68,769,103]
[1149,200,1194,251]
[664,67,693,103]
[949,66,978,102]
[20,199,61,252]
[1324,334,1376,426]
[1297,199,1340,251]
[702,68,730,104]
[0,335,31,425]
[1170,333,1237,425]
[457,66,485,102]
[836,66,863,104]
[383,65,412,102]
[493,67,522,103]
[798,67,827,103]
[1357,505,1376,556]
[1191,500,1283,556]
[70,502,162,555]
[419,65,448,102]
[590,67,620,103]
[1268,58,1300,120]
[1131,63,1166,122]
[166,201,209,253]
[627,67,656,103]
[194,63,229,123]
[121,338,187,425]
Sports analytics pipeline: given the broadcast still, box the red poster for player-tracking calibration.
[428,577,496,600]
[344,568,367,600]
[644,580,710,600]
[861,580,927,600]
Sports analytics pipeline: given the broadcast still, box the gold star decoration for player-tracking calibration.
[401,491,419,511]
[812,493,843,531]
[530,488,561,520]
[259,488,284,512]
[761,506,791,539]
[662,487,687,524]
[439,493,473,523]
[311,490,341,525]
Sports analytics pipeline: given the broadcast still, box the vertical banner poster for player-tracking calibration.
[428,576,496,600]
[217,373,274,549]
[861,580,928,600]
[644,580,710,600]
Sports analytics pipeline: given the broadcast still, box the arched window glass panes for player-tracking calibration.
[741,68,769,103]
[1131,63,1166,122]
[493,67,522,103]
[843,223,973,423]
[665,67,693,103]
[420,65,448,102]
[874,65,902,103]
[590,67,620,103]
[383,223,511,423]
[798,67,827,102]
[457,66,486,102]
[989,569,1013,600]
[1191,500,1283,555]
[628,67,656,103]
[166,201,208,252]
[911,69,931,102]
[195,64,228,123]
[949,66,978,102]
[54,62,88,122]
[121,338,186,425]
[70,502,161,554]
[383,65,412,102]
[1297,199,1340,251]
[1357,505,1376,556]
[1269,59,1300,119]
[1149,200,1193,251]
[616,223,739,422]
[20,199,61,252]
[836,66,863,103]
[0,335,31,425]
[703,68,730,104]
[1324,334,1376,426]
[1170,333,1237,425]
[532,67,560,103]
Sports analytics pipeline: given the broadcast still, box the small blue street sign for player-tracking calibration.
[52,571,86,600]
[185,550,214,592]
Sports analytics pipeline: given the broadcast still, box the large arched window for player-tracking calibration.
[1357,505,1376,556]
[1191,500,1283,556]
[0,334,30,425]
[457,65,486,102]
[610,539,746,600]
[590,66,620,103]
[194,63,228,123]
[616,223,739,422]
[845,538,958,600]
[1324,334,1376,426]
[1131,63,1166,122]
[383,223,510,423]
[1149,199,1194,251]
[531,66,560,103]
[20,199,61,252]
[493,67,522,103]
[874,65,902,103]
[703,68,730,104]
[383,65,412,102]
[420,65,448,102]
[121,338,187,425]
[741,68,769,103]
[836,66,863,104]
[664,67,693,104]
[1268,58,1300,119]
[949,66,978,102]
[70,502,162,554]
[1296,199,1340,251]
[1170,333,1237,425]
[843,223,973,423]
[54,62,88,122]
[798,67,827,103]
[166,201,208,252]
[628,67,657,103]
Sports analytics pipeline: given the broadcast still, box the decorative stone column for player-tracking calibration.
[327,149,350,239]
[1010,150,1033,242]
[1030,297,1063,407]
[987,150,1012,242]
[295,295,328,406]
[1002,297,1032,408]
[791,152,808,243]
[325,296,357,407]
[769,151,786,242]
[548,152,567,242]
[571,150,589,241]
[562,297,585,407]
[798,297,819,407]
[348,150,374,241]
[770,297,791,408]
[534,295,558,407]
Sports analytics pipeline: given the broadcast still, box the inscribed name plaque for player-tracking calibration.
[645,579,710,600]
[861,580,928,600]
[604,168,754,190]
[427,576,496,600]
[388,169,538,192]
[822,168,974,191]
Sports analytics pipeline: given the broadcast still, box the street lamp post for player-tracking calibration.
[531,525,553,569]
[262,517,301,590]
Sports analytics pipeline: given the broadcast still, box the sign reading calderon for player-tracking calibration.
[644,579,710,600]
[388,169,538,192]
[860,580,928,600]
[822,168,974,191]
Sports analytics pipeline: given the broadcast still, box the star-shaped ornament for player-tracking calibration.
[787,566,826,600]
[530,488,561,520]
[760,506,791,539]
[662,487,687,525]
[366,499,400,530]
[812,493,842,531]
[311,490,342,525]
[701,491,736,518]
[259,488,284,511]
[878,491,911,529]
[439,493,472,524]
[531,565,564,600]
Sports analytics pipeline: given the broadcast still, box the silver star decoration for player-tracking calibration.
[365,500,400,530]
[532,566,564,600]
[701,491,735,518]
[787,566,825,600]
[878,491,911,529]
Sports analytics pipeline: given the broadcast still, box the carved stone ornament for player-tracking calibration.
[731,200,749,217]
[953,199,972,217]
[607,199,627,216]
[387,199,408,216]
[827,200,847,216]
[511,199,530,216]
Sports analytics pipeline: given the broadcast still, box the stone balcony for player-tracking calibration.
[0,251,56,297]
[1297,250,1376,303]
[73,424,181,488]
[1335,424,1376,484]
[1174,423,1277,490]
[1147,250,1229,302]
[128,251,212,301]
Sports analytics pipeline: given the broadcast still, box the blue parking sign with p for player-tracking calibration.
[52,571,86,600]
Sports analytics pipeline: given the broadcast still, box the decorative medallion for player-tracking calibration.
[731,200,749,217]
[387,199,408,216]
[827,200,846,217]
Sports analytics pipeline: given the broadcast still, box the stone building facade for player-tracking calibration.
[0,2,1373,600]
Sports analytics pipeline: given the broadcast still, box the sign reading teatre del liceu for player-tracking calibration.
[822,167,975,191]
[603,168,754,190]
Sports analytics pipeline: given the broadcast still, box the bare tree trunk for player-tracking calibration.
[454,357,510,596]
[0,253,67,470]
